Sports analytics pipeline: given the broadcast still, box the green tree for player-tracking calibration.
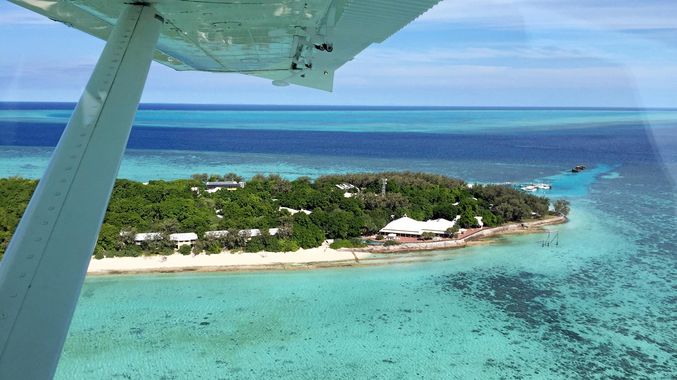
[206,243,222,255]
[0,173,558,258]
[480,210,499,227]
[493,198,529,221]
[223,228,247,250]
[446,225,460,238]
[554,199,570,216]
[433,201,459,220]
[140,234,173,255]
[224,172,244,182]
[191,173,209,182]
[459,209,478,228]
[179,244,192,255]
[278,239,300,252]
[291,213,325,249]
[95,223,122,256]
[245,236,265,252]
[154,218,181,234]
[94,247,105,260]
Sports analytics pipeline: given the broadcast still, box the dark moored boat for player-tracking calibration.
[571,165,586,173]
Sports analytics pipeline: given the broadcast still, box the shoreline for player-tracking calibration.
[86,215,566,276]
[86,241,372,276]
[359,215,567,253]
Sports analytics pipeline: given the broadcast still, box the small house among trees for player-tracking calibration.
[205,181,246,193]
[169,233,198,248]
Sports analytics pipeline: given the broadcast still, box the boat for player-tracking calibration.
[520,183,551,192]
[571,165,586,173]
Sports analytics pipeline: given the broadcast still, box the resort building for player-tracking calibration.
[133,232,163,245]
[205,181,245,193]
[204,230,229,239]
[336,183,359,198]
[204,228,280,240]
[240,228,279,238]
[169,233,198,248]
[335,183,356,191]
[379,216,459,238]
[422,218,460,235]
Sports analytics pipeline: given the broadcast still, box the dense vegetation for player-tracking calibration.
[0,178,36,260]
[0,173,554,259]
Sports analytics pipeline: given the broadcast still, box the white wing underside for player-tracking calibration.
[10,0,442,91]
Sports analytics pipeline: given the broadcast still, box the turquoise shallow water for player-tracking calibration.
[56,183,675,379]
[0,145,567,183]
[55,166,675,379]
[0,105,674,378]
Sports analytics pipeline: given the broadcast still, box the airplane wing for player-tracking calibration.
[9,0,442,91]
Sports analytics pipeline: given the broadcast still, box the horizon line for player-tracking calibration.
[1,101,676,111]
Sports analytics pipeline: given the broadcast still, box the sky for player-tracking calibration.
[1,0,676,107]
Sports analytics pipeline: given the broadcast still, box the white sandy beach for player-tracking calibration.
[87,216,566,275]
[87,241,371,274]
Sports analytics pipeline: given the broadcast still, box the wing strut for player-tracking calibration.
[0,4,161,378]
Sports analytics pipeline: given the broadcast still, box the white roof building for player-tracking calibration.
[206,228,280,239]
[134,232,163,242]
[335,183,356,191]
[204,230,229,239]
[204,181,245,193]
[169,233,198,242]
[380,216,458,236]
[206,181,245,188]
[379,216,422,235]
[336,183,359,198]
[169,232,198,248]
[421,218,458,235]
[240,228,279,237]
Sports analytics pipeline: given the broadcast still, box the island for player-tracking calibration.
[0,172,570,273]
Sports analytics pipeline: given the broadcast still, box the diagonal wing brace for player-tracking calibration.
[0,4,162,379]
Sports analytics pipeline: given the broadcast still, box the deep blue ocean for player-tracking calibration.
[0,103,675,378]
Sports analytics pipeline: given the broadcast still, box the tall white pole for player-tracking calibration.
[0,5,162,378]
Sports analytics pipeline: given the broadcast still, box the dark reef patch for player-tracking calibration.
[431,261,675,378]
[435,271,561,329]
